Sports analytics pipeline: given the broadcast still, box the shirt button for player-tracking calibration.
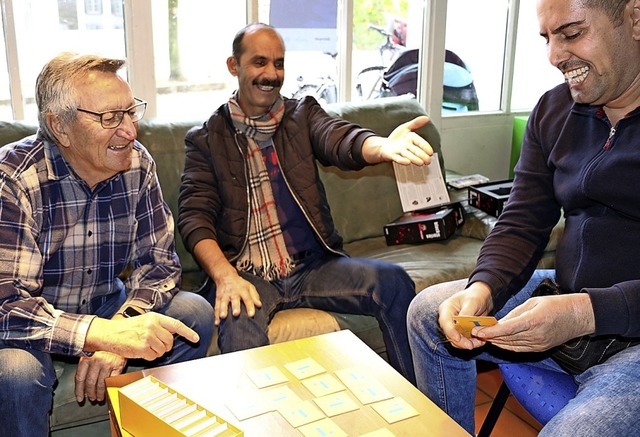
[87,269,92,275]
[87,231,93,237]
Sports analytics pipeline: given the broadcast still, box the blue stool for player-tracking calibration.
[477,363,578,436]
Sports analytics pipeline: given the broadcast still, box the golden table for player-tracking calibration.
[107,330,469,436]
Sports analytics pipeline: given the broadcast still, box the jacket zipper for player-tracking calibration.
[582,122,617,191]
[603,126,616,151]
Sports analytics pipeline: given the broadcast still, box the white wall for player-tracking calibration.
[439,113,516,180]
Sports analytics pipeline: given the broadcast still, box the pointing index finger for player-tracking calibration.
[159,316,200,343]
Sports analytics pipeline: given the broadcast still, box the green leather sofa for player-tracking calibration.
[0,95,561,434]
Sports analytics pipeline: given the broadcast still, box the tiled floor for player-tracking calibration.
[474,363,542,436]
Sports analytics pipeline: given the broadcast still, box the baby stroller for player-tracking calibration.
[382,48,479,112]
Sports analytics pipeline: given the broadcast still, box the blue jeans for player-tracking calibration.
[407,269,640,436]
[0,291,213,437]
[211,251,416,384]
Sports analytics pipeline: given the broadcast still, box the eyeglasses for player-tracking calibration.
[76,97,147,129]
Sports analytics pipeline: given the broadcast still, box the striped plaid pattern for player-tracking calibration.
[229,94,294,280]
[0,133,180,356]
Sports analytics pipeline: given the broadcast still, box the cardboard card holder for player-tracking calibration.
[118,375,243,437]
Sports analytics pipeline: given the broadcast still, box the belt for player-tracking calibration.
[290,250,314,261]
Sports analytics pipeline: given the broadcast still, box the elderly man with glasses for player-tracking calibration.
[0,52,214,437]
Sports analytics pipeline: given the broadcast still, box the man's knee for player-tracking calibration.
[408,279,466,333]
[0,348,55,390]
[368,261,415,303]
[0,348,56,414]
[218,310,270,353]
[0,348,55,435]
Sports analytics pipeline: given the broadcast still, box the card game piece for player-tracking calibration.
[298,417,348,437]
[284,357,326,379]
[278,400,325,428]
[334,368,374,387]
[313,392,359,417]
[247,365,289,388]
[453,315,498,338]
[301,373,346,398]
[261,385,302,412]
[226,390,271,420]
[371,397,419,424]
[349,380,394,405]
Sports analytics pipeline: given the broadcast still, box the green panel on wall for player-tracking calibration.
[510,115,529,178]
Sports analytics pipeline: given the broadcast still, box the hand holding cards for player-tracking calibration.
[453,315,498,338]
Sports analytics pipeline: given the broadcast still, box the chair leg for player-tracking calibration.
[477,381,511,437]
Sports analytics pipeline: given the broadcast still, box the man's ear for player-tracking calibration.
[633,0,640,40]
[46,113,70,147]
[227,56,238,76]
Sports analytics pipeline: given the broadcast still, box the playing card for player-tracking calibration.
[453,315,498,338]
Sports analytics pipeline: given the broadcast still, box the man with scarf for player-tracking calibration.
[178,23,433,384]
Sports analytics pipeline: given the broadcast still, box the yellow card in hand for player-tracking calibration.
[453,315,498,338]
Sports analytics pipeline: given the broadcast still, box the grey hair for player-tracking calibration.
[35,52,126,142]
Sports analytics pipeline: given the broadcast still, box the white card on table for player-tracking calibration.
[371,397,419,424]
[247,365,289,388]
[284,357,326,379]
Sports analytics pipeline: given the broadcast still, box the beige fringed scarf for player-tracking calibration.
[228,94,294,280]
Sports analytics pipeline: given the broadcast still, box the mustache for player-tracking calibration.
[558,61,588,73]
[254,79,282,87]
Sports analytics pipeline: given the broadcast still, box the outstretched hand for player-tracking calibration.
[363,115,433,166]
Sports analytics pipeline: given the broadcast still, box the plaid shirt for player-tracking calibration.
[0,133,180,356]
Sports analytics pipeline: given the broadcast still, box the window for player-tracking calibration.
[352,1,411,102]
[445,0,509,113]
[111,0,123,17]
[510,0,563,111]
[84,0,102,15]
[0,13,11,120]
[58,0,79,30]
[265,0,340,105]
[3,0,126,122]
[150,0,245,119]
[1,0,563,124]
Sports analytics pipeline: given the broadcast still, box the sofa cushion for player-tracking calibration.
[345,234,484,293]
[267,308,341,342]
[0,120,38,143]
